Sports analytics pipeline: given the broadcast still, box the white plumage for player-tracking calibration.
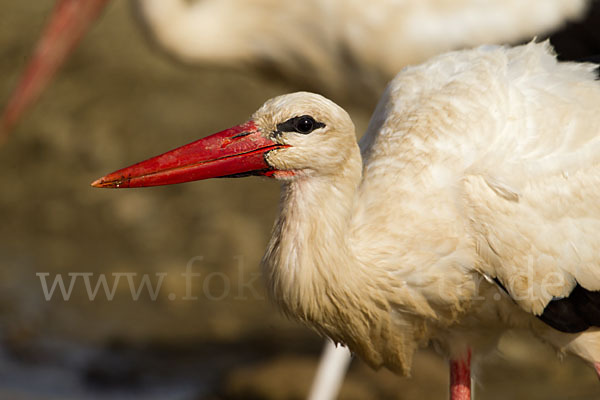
[251,42,600,376]
[354,40,600,364]
[92,41,600,398]
[135,0,589,98]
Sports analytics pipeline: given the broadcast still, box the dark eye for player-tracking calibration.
[294,116,315,133]
[275,115,326,135]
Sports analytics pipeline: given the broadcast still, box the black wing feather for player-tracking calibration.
[493,278,600,333]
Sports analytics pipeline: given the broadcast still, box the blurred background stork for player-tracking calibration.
[132,0,588,99]
[0,0,593,135]
[1,1,600,399]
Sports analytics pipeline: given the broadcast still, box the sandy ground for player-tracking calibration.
[1,1,600,399]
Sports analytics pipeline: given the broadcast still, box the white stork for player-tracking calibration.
[91,41,600,399]
[1,0,589,135]
[132,0,588,95]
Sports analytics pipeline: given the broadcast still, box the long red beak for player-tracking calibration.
[1,0,109,137]
[91,121,285,188]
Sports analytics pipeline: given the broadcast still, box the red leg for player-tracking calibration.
[594,362,600,380]
[1,0,109,139]
[450,349,471,400]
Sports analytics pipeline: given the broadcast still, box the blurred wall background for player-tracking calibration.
[1,1,600,399]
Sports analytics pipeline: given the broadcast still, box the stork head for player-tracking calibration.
[253,92,356,179]
[91,92,357,188]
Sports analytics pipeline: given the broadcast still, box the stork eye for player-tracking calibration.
[295,116,315,133]
[276,115,325,135]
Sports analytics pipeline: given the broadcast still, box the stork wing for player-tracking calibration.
[464,164,600,332]
[463,54,600,333]
[358,43,600,333]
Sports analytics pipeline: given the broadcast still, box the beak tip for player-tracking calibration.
[91,177,114,188]
[91,173,131,188]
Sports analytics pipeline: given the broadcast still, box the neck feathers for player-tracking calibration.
[263,168,360,320]
[261,150,420,374]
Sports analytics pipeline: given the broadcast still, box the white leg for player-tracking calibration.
[307,339,352,400]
